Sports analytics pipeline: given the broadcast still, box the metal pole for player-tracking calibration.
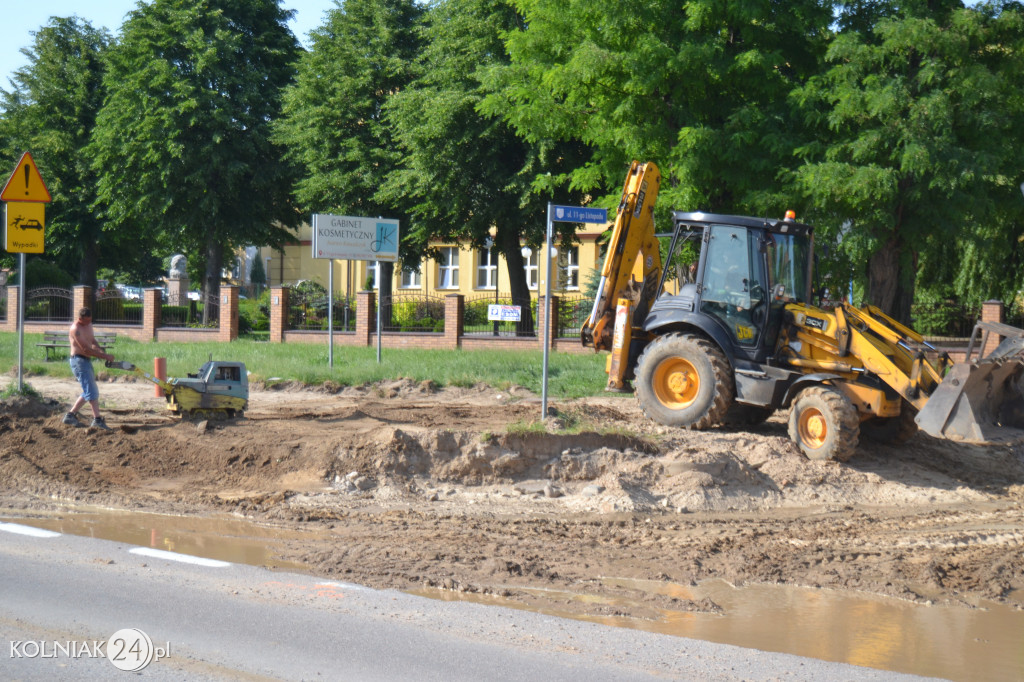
[17,252,25,392]
[541,203,553,419]
[376,260,382,364]
[328,259,334,368]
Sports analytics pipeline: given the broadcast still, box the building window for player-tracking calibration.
[558,246,579,290]
[401,263,421,289]
[438,247,459,289]
[476,248,498,289]
[524,251,538,290]
[366,262,380,290]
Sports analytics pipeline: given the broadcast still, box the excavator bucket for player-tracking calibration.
[915,341,1024,443]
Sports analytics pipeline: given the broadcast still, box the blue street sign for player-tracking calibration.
[550,205,607,224]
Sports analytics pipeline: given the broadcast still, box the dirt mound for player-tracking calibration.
[2,380,1024,619]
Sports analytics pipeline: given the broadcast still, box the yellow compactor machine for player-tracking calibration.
[582,161,1024,461]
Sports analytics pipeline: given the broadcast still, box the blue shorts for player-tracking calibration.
[70,356,99,402]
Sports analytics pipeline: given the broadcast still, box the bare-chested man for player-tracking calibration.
[62,307,115,430]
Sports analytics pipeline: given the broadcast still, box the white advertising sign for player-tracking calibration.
[312,214,399,262]
[487,304,522,322]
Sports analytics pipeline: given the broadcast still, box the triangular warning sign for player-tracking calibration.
[1,151,51,203]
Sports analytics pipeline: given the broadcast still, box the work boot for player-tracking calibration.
[90,416,111,430]
[62,412,83,427]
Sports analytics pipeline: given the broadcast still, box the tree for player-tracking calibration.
[792,2,1024,322]
[487,0,832,221]
[273,0,425,307]
[383,0,588,331]
[90,0,301,314]
[0,17,112,288]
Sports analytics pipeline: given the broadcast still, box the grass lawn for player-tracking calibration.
[0,332,610,399]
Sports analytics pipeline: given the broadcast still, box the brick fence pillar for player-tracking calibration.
[218,285,239,342]
[73,285,93,316]
[356,290,375,347]
[143,288,162,339]
[444,294,463,349]
[3,286,18,332]
[270,286,289,343]
[981,300,1005,357]
[538,295,560,350]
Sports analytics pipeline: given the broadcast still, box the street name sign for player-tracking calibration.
[550,205,607,224]
[312,214,399,262]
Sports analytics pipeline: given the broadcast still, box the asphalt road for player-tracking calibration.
[0,522,941,681]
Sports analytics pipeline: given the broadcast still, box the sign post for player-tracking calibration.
[2,152,52,392]
[542,204,608,419]
[311,214,399,366]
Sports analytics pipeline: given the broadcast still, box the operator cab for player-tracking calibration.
[647,211,814,365]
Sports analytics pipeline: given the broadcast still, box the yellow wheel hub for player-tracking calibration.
[653,358,700,409]
[798,408,828,449]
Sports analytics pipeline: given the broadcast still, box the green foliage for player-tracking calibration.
[90,0,302,297]
[0,17,112,288]
[390,299,444,331]
[488,0,831,218]
[25,259,74,288]
[249,257,266,287]
[0,382,41,400]
[274,0,424,236]
[239,295,269,333]
[792,4,1024,320]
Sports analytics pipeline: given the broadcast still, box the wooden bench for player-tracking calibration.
[37,330,117,361]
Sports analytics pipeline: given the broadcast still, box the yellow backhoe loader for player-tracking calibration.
[582,161,1024,461]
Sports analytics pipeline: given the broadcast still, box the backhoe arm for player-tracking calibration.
[581,161,662,353]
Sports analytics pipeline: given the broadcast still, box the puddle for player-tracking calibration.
[0,508,314,571]
[5,508,1023,681]
[414,578,1024,682]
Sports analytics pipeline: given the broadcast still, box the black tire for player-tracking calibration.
[861,406,919,445]
[788,385,860,462]
[635,333,734,429]
[724,403,774,427]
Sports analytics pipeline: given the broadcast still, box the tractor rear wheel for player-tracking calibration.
[788,385,860,462]
[635,333,734,429]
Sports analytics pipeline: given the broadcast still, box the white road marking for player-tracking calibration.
[0,522,61,538]
[129,547,231,568]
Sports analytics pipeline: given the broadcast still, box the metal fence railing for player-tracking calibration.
[557,295,594,339]
[24,287,72,323]
[463,293,536,337]
[94,288,143,326]
[160,291,219,328]
[379,293,445,333]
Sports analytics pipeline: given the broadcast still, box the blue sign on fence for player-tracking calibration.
[550,205,607,224]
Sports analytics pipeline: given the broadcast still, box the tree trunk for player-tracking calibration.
[867,236,915,325]
[379,261,394,327]
[78,237,99,290]
[500,228,534,334]
[203,239,224,325]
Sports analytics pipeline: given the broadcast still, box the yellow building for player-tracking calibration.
[257,221,607,300]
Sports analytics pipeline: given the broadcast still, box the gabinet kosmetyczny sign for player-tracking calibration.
[312,214,399,262]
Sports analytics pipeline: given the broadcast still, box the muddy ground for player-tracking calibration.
[1,372,1023,623]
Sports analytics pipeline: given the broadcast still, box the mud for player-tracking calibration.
[2,373,1024,635]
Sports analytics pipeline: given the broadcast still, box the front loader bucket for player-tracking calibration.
[915,357,1024,444]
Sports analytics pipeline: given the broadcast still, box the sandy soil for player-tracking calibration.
[2,371,1023,621]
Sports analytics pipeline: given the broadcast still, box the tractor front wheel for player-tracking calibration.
[788,385,860,462]
[635,333,734,429]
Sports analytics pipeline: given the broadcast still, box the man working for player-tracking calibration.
[62,307,114,430]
